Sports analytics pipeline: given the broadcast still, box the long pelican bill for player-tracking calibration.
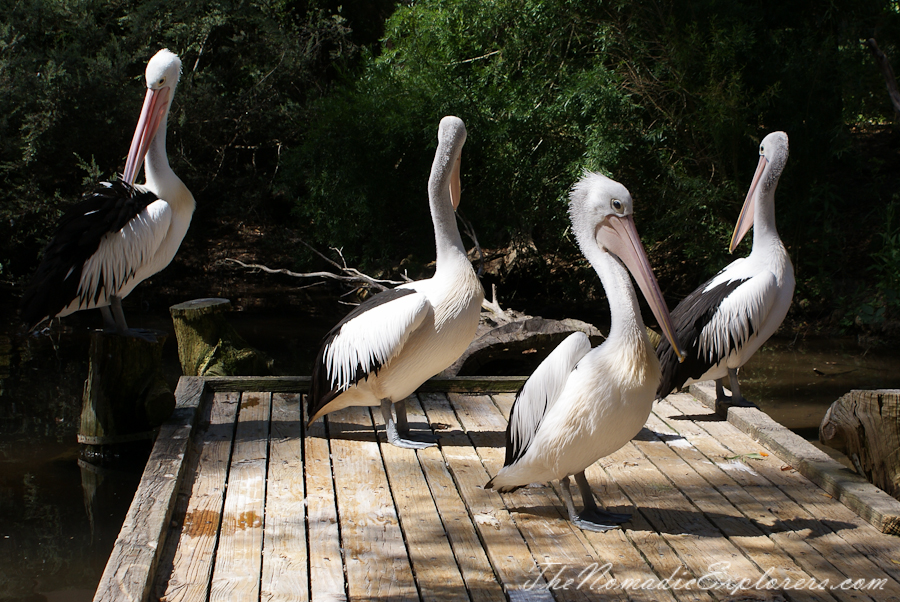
[122,86,170,186]
[450,155,462,209]
[598,215,685,362]
[730,153,768,253]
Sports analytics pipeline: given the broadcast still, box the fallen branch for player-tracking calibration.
[225,258,405,292]
[481,283,510,323]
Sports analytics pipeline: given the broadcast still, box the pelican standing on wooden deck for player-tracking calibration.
[307,116,483,449]
[485,172,684,531]
[655,132,793,407]
[20,49,194,338]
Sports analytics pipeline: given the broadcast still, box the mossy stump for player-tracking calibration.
[78,330,174,447]
[170,298,274,377]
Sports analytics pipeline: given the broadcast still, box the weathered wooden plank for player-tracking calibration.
[327,405,418,601]
[201,375,528,394]
[579,454,714,602]
[418,392,555,601]
[209,392,271,602]
[92,376,205,602]
[662,393,900,595]
[630,413,835,602]
[260,393,308,601]
[649,397,881,602]
[304,403,347,602]
[371,398,470,602]
[690,381,900,534]
[155,391,239,602]
[409,393,507,602]
[601,434,781,602]
[450,392,626,602]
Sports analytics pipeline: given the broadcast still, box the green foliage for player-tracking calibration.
[0,0,362,281]
[284,0,900,324]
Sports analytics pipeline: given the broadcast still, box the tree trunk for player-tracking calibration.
[78,330,174,447]
[820,389,900,500]
[865,38,900,122]
[169,298,274,377]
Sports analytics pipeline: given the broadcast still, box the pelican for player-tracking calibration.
[655,131,793,407]
[20,49,193,338]
[485,172,684,532]
[307,116,483,449]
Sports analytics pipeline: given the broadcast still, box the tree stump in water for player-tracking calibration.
[820,389,900,500]
[169,298,274,377]
[78,330,174,447]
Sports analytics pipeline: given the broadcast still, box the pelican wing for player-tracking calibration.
[504,332,592,467]
[696,268,778,365]
[308,287,430,418]
[78,197,171,307]
[20,181,161,326]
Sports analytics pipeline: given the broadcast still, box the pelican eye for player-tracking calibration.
[759,144,765,155]
[157,77,166,86]
[611,198,624,213]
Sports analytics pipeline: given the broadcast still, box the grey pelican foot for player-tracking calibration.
[99,297,158,342]
[560,474,629,532]
[100,304,158,342]
[381,399,437,449]
[715,371,758,410]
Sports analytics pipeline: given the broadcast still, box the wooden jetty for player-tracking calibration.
[94,376,900,602]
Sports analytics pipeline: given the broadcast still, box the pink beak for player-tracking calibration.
[122,86,169,186]
[598,215,685,362]
[730,154,767,253]
[450,155,462,210]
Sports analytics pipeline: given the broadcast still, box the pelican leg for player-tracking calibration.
[575,471,631,525]
[380,399,436,449]
[100,305,117,331]
[559,475,621,532]
[715,369,757,410]
[109,296,157,342]
[110,296,130,332]
[395,400,440,445]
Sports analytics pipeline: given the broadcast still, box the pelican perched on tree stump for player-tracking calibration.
[21,49,194,338]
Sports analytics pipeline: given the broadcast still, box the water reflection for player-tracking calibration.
[737,335,900,440]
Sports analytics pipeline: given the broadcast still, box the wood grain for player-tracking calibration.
[209,392,271,602]
[93,376,205,602]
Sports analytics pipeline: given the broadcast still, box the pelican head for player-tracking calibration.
[730,131,789,252]
[123,49,182,185]
[570,172,684,361]
[434,116,466,210]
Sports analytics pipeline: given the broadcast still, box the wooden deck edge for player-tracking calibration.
[688,380,900,535]
[92,376,208,602]
[200,374,528,393]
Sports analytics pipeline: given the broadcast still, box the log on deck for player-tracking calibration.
[95,376,900,602]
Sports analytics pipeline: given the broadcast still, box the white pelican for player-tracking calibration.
[307,116,484,448]
[20,49,193,338]
[656,131,794,407]
[485,172,684,531]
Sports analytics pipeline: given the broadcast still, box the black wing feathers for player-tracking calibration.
[307,287,418,421]
[655,275,750,399]
[20,180,158,327]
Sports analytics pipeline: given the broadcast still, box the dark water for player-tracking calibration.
[1,305,898,601]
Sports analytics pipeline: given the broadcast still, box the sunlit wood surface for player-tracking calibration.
[95,377,900,602]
